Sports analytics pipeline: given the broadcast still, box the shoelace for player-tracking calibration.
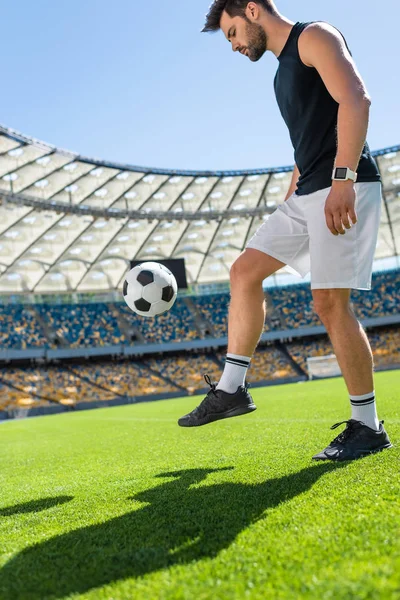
[196,374,221,416]
[329,419,361,445]
[204,373,216,390]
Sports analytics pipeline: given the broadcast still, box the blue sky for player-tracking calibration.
[1,0,398,171]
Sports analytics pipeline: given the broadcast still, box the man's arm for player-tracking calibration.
[284,163,300,201]
[299,23,371,234]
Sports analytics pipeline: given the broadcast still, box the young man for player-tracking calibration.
[178,0,392,461]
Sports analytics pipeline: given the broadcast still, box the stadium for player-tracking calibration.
[0,125,398,416]
[1,1,399,597]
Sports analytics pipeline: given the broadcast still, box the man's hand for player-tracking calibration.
[324,182,357,235]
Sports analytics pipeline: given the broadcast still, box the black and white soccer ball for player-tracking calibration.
[123,262,178,317]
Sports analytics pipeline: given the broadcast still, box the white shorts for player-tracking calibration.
[246,181,382,290]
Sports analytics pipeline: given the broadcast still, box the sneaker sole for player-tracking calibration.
[178,403,257,427]
[312,441,393,461]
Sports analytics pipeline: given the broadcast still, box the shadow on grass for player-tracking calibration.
[0,463,346,599]
[0,496,73,517]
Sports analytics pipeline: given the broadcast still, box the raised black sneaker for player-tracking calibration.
[178,374,257,427]
[312,419,392,461]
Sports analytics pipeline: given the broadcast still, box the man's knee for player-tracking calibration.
[230,254,255,284]
[313,289,351,325]
[230,249,283,286]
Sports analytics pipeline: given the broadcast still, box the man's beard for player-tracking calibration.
[245,20,267,62]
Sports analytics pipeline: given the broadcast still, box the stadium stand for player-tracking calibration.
[367,327,400,368]
[0,305,48,349]
[268,285,321,329]
[0,346,293,411]
[0,361,178,410]
[0,269,398,350]
[286,337,334,373]
[142,353,222,393]
[37,303,125,348]
[194,293,232,338]
[0,298,201,350]
[0,328,398,413]
[0,270,400,349]
[0,267,398,416]
[351,270,400,319]
[117,299,199,344]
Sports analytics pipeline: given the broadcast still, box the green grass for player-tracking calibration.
[0,371,399,600]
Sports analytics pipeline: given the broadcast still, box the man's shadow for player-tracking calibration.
[0,463,346,599]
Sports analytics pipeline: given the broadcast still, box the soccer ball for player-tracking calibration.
[123,262,178,317]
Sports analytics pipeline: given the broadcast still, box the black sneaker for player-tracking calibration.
[312,419,392,461]
[178,374,257,427]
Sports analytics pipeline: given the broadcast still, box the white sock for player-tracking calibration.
[216,353,251,394]
[350,391,380,431]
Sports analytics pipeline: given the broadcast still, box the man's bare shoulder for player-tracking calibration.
[298,22,348,68]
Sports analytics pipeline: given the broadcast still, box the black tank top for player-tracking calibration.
[274,21,381,196]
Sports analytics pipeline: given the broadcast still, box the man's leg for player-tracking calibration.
[215,249,285,393]
[311,287,392,460]
[312,289,373,394]
[178,249,285,427]
[312,289,378,428]
[228,249,285,356]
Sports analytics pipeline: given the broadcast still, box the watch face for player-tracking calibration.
[335,167,347,179]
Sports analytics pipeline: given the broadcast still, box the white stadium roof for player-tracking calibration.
[0,124,398,294]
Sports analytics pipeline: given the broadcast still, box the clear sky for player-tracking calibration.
[1,0,398,172]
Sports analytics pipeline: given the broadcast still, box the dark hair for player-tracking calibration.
[202,0,276,33]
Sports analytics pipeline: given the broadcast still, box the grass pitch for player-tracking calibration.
[0,371,399,600]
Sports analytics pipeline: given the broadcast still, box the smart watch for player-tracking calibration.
[332,167,358,182]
